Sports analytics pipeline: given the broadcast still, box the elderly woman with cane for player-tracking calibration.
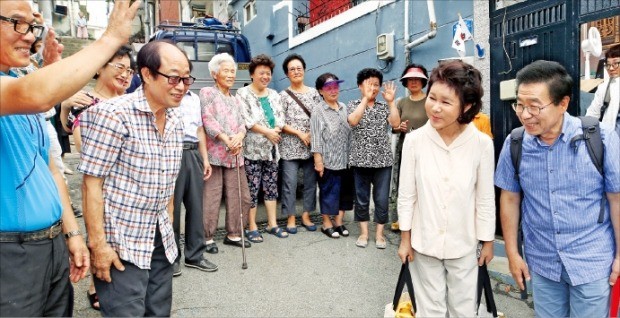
[200,53,251,254]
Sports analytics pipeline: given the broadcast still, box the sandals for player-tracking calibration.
[245,230,264,243]
[355,236,368,248]
[266,226,289,238]
[321,227,340,239]
[376,236,387,249]
[286,226,298,234]
[334,225,349,237]
[87,291,100,311]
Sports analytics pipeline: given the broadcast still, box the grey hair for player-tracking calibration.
[209,53,237,78]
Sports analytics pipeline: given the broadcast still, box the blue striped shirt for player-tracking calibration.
[495,114,620,285]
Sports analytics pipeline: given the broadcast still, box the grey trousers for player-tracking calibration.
[173,148,207,263]
[280,158,317,216]
[0,234,73,316]
[94,226,173,317]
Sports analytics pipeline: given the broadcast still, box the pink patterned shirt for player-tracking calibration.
[200,86,247,168]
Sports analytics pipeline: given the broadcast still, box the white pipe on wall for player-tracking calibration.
[404,0,437,51]
[404,0,409,50]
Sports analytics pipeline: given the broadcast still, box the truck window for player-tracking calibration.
[175,41,234,62]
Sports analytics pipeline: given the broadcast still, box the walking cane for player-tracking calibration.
[235,154,248,269]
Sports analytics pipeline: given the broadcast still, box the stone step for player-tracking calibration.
[58,36,94,58]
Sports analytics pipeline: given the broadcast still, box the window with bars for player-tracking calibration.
[294,0,371,34]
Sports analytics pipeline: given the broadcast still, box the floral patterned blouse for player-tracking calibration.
[278,88,322,160]
[347,99,394,168]
[200,86,247,168]
[236,85,285,162]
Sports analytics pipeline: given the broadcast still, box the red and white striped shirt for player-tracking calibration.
[78,87,183,269]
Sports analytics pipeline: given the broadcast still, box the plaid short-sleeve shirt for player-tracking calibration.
[77,88,183,269]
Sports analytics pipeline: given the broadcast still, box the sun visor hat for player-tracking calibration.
[400,68,427,80]
[323,78,345,87]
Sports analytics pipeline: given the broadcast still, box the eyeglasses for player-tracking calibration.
[107,63,134,76]
[604,61,620,69]
[0,15,44,39]
[511,101,554,116]
[288,67,304,73]
[154,70,195,86]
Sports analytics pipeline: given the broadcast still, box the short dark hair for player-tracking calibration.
[94,45,134,79]
[606,43,620,60]
[356,68,382,86]
[315,72,339,91]
[399,63,428,88]
[515,60,572,105]
[137,40,193,83]
[282,53,306,74]
[427,60,483,124]
[249,54,275,75]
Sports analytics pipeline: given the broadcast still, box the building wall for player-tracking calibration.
[160,0,181,22]
[474,0,491,114]
[230,0,485,103]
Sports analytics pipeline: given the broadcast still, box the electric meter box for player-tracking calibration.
[376,33,394,60]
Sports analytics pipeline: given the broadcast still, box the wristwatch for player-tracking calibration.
[64,230,82,239]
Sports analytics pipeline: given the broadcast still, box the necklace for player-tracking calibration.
[93,88,114,100]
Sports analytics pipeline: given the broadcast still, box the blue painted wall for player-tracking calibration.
[230,0,477,103]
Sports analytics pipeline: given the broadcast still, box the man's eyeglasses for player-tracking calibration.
[107,63,134,76]
[154,70,195,85]
[511,101,554,116]
[0,15,44,39]
[604,61,620,69]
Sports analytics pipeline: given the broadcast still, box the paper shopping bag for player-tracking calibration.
[384,261,416,317]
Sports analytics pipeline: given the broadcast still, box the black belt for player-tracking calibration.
[183,142,198,150]
[0,220,63,243]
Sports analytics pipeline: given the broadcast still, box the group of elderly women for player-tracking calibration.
[201,52,407,247]
[202,52,496,316]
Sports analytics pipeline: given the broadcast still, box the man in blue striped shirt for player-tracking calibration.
[495,60,620,317]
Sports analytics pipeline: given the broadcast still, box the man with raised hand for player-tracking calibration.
[0,0,140,316]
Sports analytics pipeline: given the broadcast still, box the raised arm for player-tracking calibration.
[0,0,141,115]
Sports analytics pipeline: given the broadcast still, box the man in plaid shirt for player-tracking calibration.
[78,40,194,316]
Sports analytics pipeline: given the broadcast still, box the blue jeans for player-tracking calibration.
[531,266,610,317]
[352,166,391,224]
[280,159,317,216]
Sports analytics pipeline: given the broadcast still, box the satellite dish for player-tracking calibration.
[581,27,602,80]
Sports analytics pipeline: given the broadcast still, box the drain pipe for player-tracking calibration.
[404,0,437,53]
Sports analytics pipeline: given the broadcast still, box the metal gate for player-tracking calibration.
[489,0,619,235]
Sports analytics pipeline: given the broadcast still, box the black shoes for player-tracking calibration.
[205,242,219,254]
[185,258,218,272]
[173,262,182,277]
[321,227,340,239]
[335,225,349,237]
[223,236,251,248]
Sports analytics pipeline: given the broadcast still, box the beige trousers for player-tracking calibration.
[203,165,251,240]
[411,250,478,317]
